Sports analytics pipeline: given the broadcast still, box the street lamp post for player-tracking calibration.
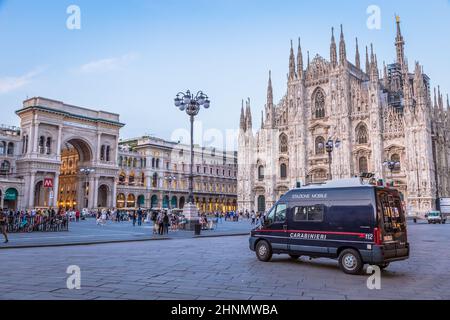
[165,175,177,210]
[174,90,210,228]
[321,138,341,181]
[80,168,95,209]
[383,160,400,180]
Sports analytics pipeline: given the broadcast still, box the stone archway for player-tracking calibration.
[4,188,19,211]
[97,185,109,208]
[59,138,95,210]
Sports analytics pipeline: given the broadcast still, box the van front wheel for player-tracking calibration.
[256,240,272,262]
[338,249,363,275]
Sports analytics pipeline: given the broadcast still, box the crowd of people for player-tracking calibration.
[0,208,71,243]
[0,205,267,244]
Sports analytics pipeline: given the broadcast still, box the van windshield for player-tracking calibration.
[377,190,406,233]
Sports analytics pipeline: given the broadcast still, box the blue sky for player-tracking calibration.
[0,0,449,148]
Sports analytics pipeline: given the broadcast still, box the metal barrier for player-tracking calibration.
[6,215,69,233]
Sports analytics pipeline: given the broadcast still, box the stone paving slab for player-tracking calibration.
[1,223,450,300]
[0,219,252,249]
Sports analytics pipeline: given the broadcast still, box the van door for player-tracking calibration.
[376,190,408,256]
[288,204,328,255]
[263,203,288,252]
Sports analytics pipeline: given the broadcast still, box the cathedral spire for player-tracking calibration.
[438,86,444,111]
[307,51,310,69]
[261,110,264,129]
[330,27,337,68]
[289,40,296,80]
[267,70,273,106]
[339,24,347,65]
[383,61,389,89]
[395,15,405,68]
[297,38,304,79]
[240,100,246,131]
[245,98,252,130]
[355,38,360,70]
[365,46,370,75]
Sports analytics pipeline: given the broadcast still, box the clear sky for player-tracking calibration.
[1,0,449,150]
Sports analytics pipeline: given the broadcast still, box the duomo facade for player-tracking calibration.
[238,18,450,216]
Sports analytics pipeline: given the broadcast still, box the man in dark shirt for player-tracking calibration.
[0,210,9,243]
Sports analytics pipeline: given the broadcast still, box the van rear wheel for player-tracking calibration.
[338,249,363,275]
[256,240,272,262]
[378,263,390,270]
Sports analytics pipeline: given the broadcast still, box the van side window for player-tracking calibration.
[293,205,324,222]
[275,204,287,222]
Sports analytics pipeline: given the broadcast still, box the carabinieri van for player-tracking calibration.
[249,178,410,275]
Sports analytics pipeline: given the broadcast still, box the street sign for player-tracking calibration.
[44,178,54,188]
[49,191,54,199]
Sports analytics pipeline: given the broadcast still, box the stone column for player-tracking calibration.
[28,173,36,208]
[112,179,117,209]
[96,133,102,162]
[88,175,95,209]
[31,120,40,155]
[93,176,100,208]
[52,173,60,208]
[56,125,63,161]
[1,193,4,210]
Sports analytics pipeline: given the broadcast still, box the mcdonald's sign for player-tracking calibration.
[44,178,54,188]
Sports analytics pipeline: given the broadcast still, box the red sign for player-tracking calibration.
[44,178,54,188]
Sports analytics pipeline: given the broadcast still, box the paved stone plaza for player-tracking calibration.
[0,222,449,300]
[1,219,252,248]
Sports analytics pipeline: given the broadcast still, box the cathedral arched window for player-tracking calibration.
[258,165,264,181]
[315,136,325,155]
[359,157,368,174]
[356,123,369,144]
[279,134,288,153]
[313,89,326,119]
[280,163,287,179]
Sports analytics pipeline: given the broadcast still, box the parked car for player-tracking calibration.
[426,211,447,224]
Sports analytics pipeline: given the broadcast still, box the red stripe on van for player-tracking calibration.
[258,229,366,239]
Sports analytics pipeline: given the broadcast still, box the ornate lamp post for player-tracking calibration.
[80,167,95,209]
[320,138,341,181]
[383,160,400,180]
[164,174,177,210]
[174,90,210,227]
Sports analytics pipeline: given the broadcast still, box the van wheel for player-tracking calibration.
[338,249,363,275]
[378,263,390,270]
[256,240,272,262]
[289,255,300,260]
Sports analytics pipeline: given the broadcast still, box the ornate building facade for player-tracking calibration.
[116,136,238,212]
[238,18,450,216]
[0,97,123,211]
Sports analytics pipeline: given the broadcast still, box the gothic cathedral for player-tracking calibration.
[238,17,450,217]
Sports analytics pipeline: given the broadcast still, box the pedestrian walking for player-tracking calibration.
[137,207,143,226]
[163,212,170,235]
[157,212,164,235]
[251,210,256,226]
[132,210,137,227]
[0,210,9,243]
